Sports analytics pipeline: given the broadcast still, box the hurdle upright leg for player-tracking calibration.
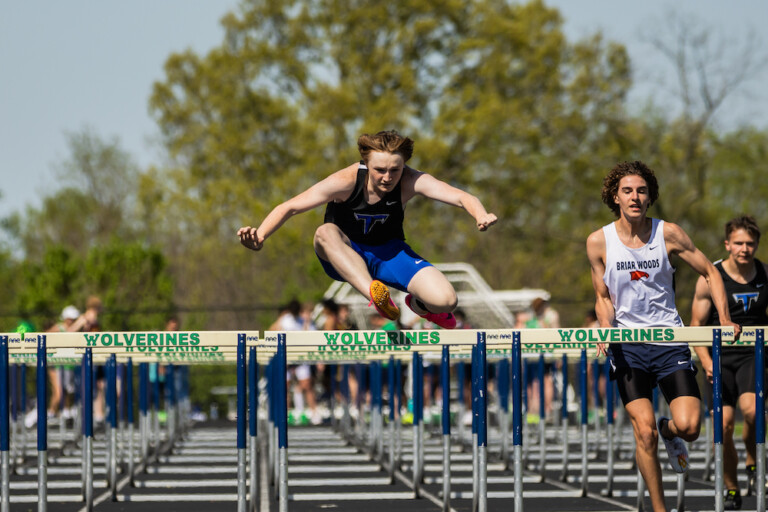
[37,335,48,512]
[9,365,16,469]
[236,334,247,512]
[83,348,94,510]
[441,346,451,512]
[126,358,135,487]
[537,353,546,482]
[754,328,765,512]
[412,352,422,498]
[476,332,488,512]
[139,362,149,471]
[248,346,259,512]
[395,360,403,470]
[471,345,478,512]
[1,335,10,512]
[277,333,289,512]
[559,353,569,482]
[19,364,27,468]
[511,332,523,512]
[388,356,396,484]
[457,362,466,451]
[713,328,724,512]
[579,350,588,497]
[108,354,118,501]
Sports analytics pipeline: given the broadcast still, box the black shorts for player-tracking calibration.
[614,367,701,407]
[703,347,766,408]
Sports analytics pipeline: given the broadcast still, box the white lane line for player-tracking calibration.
[134,479,237,488]
[289,477,393,486]
[8,495,84,503]
[117,494,241,502]
[145,466,238,474]
[289,492,417,501]
[288,465,380,473]
[11,481,106,490]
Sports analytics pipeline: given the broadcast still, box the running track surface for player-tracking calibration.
[4,418,753,512]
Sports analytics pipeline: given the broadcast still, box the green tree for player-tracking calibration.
[15,242,175,331]
[13,128,141,261]
[147,0,638,326]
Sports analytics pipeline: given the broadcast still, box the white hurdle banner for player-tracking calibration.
[0,326,764,512]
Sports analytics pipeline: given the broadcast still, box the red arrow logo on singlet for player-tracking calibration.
[630,270,649,281]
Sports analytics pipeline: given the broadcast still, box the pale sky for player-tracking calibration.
[1,1,766,221]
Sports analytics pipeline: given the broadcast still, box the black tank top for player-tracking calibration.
[707,259,768,327]
[323,163,405,246]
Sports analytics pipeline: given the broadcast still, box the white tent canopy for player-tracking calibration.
[315,262,549,329]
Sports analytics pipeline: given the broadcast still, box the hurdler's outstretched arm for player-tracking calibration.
[237,164,357,251]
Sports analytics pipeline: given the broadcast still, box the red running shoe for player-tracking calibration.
[405,294,457,329]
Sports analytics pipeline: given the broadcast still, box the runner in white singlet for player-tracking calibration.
[586,160,739,512]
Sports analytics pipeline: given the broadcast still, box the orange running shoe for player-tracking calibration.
[369,280,400,320]
[405,294,457,329]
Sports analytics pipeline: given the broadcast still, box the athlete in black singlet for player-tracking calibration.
[237,130,497,328]
[692,215,768,508]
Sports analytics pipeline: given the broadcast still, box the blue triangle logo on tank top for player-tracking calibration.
[733,292,759,313]
[353,212,389,234]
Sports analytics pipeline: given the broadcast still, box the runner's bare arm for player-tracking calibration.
[665,222,741,338]
[237,165,358,251]
[404,169,497,231]
[690,275,715,380]
[587,229,614,355]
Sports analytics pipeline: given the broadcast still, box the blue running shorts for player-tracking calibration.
[317,239,432,292]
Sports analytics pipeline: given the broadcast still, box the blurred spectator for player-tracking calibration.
[454,308,471,329]
[582,309,599,328]
[65,296,105,423]
[46,305,80,419]
[338,303,358,330]
[530,297,560,328]
[269,299,303,331]
[523,299,556,420]
[272,299,322,425]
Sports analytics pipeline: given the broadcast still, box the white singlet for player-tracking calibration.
[602,218,683,335]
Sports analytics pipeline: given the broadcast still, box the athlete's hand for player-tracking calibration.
[477,213,497,231]
[722,321,741,343]
[701,360,714,383]
[237,226,264,251]
[596,343,607,357]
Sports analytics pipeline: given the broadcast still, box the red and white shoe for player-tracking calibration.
[405,294,457,329]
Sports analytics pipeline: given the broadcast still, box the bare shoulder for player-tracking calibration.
[586,228,606,251]
[322,163,360,200]
[401,165,431,200]
[662,220,689,243]
[662,220,694,252]
[401,165,425,185]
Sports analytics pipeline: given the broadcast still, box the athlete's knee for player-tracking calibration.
[314,224,343,250]
[672,417,700,442]
[635,424,658,453]
[723,421,736,438]
[423,290,457,313]
[741,403,756,425]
